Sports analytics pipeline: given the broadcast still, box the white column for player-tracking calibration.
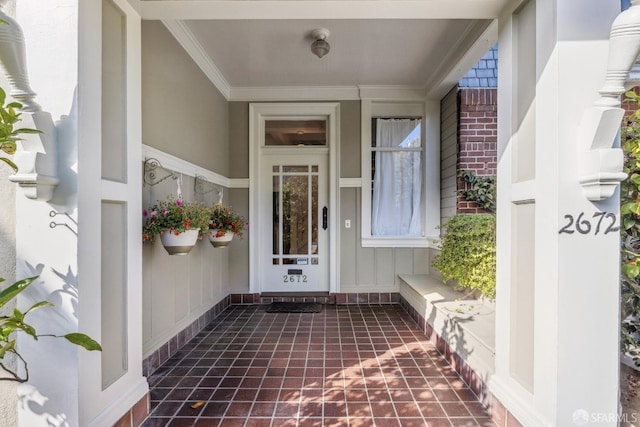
[493,0,622,425]
[14,1,80,426]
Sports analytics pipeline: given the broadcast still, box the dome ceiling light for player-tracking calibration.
[310,28,331,59]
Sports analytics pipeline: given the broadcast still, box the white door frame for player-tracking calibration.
[249,103,340,294]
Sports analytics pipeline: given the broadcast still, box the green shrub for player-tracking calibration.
[620,90,640,365]
[458,171,496,213]
[432,214,496,298]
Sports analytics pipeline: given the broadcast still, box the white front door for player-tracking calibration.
[260,153,329,292]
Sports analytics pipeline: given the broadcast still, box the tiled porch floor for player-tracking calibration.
[142,305,496,427]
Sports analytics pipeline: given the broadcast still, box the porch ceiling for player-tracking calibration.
[141,1,507,100]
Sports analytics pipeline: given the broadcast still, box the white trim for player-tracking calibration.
[359,85,426,101]
[142,145,248,188]
[489,375,552,427]
[85,378,149,427]
[511,179,536,204]
[230,86,360,101]
[339,178,362,188]
[425,20,499,100]
[141,1,506,20]
[249,103,340,295]
[361,236,435,248]
[161,20,232,100]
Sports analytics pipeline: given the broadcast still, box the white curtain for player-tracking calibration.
[372,118,422,236]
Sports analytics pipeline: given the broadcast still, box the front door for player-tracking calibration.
[260,153,328,292]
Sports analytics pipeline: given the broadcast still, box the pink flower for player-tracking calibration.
[162,209,167,216]
[143,209,148,218]
[150,210,157,218]
[175,199,183,207]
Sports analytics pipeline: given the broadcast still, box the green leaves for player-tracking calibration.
[432,214,496,298]
[620,91,640,365]
[458,171,496,212]
[63,333,102,351]
[0,276,102,382]
[0,276,37,308]
[0,85,42,173]
[623,262,640,280]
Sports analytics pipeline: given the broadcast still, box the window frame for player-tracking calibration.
[360,100,440,248]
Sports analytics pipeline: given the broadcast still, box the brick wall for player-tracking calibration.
[457,88,497,214]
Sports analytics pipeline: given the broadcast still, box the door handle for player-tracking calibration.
[322,206,328,230]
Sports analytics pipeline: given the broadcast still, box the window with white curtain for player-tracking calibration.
[371,118,423,236]
[360,99,439,248]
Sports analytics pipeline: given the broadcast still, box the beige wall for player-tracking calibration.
[141,22,231,356]
[142,21,229,175]
[340,101,361,178]
[229,102,249,178]
[339,187,434,292]
[440,87,458,225]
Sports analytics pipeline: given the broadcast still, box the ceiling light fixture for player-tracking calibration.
[310,28,331,59]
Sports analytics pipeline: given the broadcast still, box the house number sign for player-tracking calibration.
[558,211,619,235]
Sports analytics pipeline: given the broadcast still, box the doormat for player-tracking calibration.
[265,302,322,313]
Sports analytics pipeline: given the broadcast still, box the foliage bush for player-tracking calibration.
[620,90,640,364]
[458,171,496,213]
[432,213,496,298]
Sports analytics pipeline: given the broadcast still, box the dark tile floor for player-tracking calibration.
[142,305,496,427]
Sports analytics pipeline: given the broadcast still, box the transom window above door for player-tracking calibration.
[265,120,327,146]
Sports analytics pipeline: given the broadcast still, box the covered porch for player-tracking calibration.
[0,0,632,426]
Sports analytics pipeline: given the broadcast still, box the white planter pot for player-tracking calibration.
[159,229,199,255]
[208,230,234,248]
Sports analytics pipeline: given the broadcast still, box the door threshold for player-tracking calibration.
[261,291,330,298]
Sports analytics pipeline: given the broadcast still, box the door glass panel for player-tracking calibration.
[284,166,309,173]
[283,175,309,255]
[265,120,326,146]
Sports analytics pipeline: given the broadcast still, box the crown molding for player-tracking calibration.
[161,20,232,100]
[229,86,360,101]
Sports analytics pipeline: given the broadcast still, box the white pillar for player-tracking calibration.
[493,0,622,425]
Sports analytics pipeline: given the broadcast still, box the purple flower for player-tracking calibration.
[143,209,148,218]
[162,209,167,216]
[175,199,183,207]
[150,210,157,218]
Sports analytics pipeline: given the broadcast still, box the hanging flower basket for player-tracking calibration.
[208,229,234,248]
[160,228,200,255]
[142,197,211,255]
[207,203,247,248]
